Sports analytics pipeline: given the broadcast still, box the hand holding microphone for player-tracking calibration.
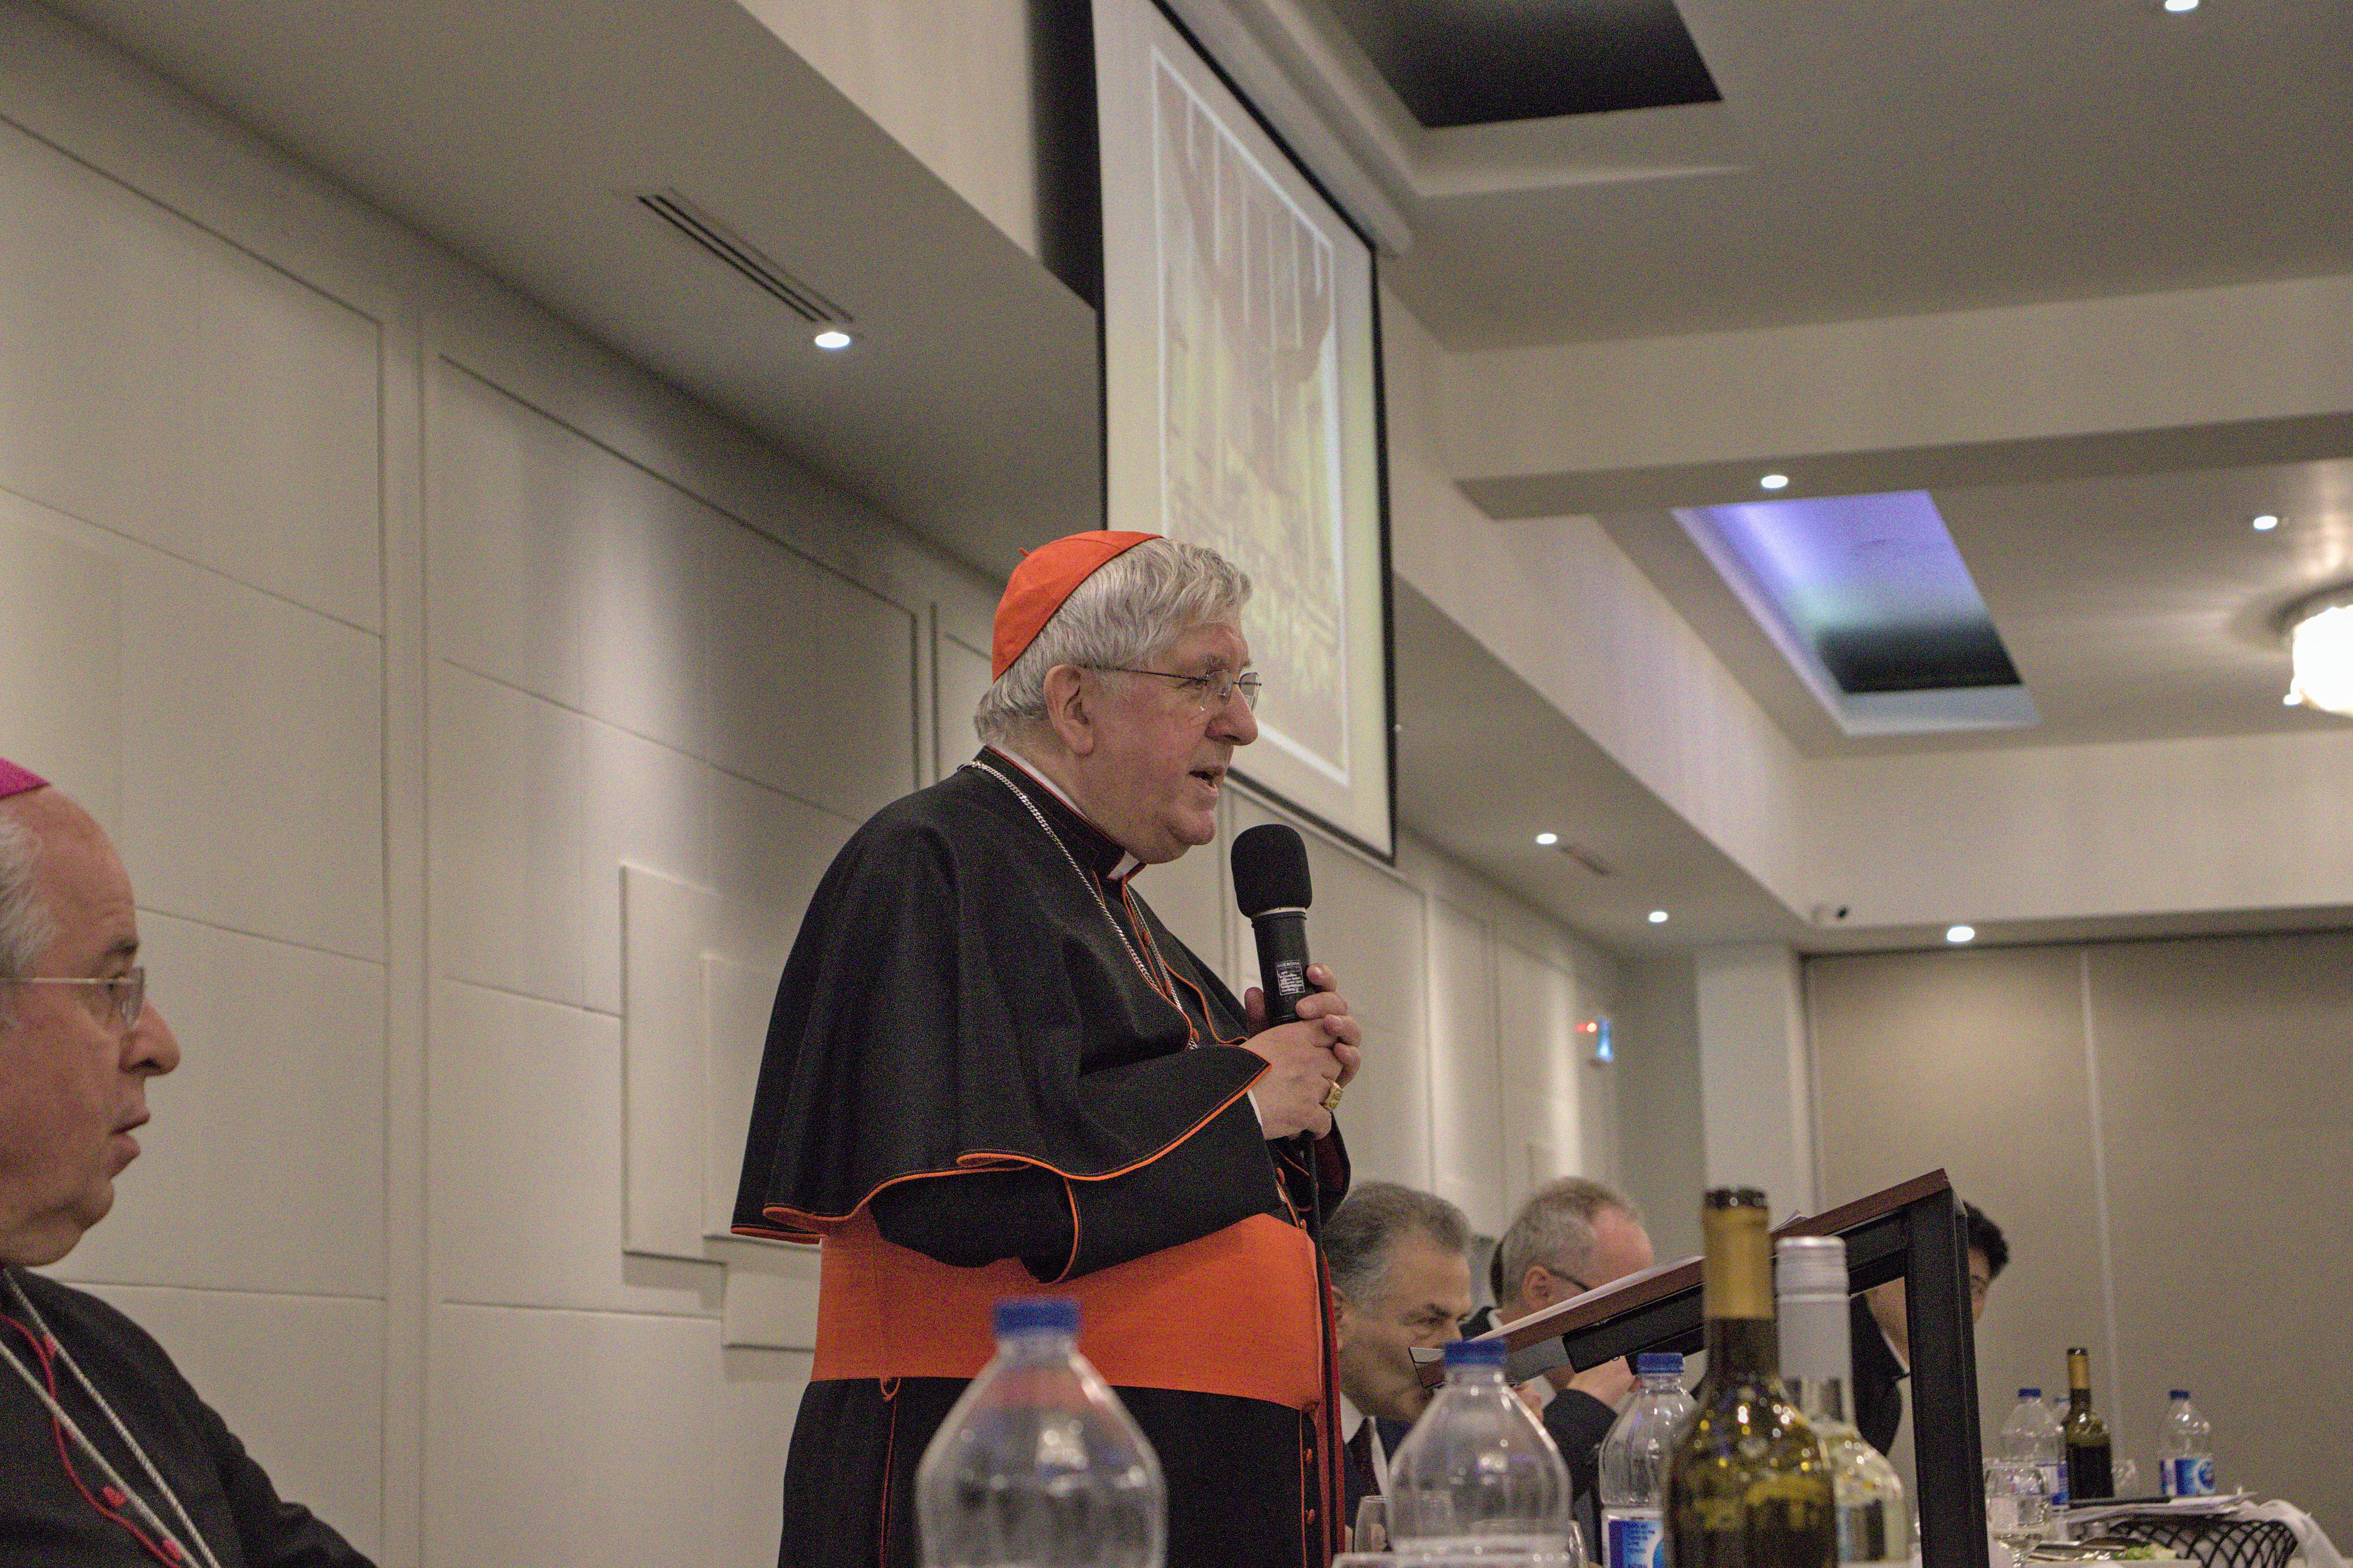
[1231,824,1362,1140]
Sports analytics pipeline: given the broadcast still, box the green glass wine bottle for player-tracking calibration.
[2063,1347,2114,1501]
[1666,1189,1837,1568]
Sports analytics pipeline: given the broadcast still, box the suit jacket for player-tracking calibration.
[1851,1294,1907,1456]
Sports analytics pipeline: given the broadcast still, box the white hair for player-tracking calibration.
[973,537,1251,746]
[1495,1177,1644,1315]
[0,807,54,1006]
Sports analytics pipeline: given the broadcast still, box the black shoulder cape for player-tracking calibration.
[732,753,1324,1274]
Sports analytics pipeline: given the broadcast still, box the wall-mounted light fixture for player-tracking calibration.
[2283,585,2353,716]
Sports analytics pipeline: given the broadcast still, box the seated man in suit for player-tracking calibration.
[0,758,373,1566]
[1490,1177,1657,1546]
[1323,1182,1474,1535]
[1853,1199,2007,1456]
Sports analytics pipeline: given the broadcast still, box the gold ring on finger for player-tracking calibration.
[1321,1082,1344,1111]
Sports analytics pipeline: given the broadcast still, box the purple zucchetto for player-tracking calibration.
[0,757,50,799]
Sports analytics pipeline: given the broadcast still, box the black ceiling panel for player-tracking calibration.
[1321,0,1720,128]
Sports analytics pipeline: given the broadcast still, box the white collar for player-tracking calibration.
[993,746,1145,880]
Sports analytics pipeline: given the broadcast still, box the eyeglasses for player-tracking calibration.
[1092,666,1263,712]
[1537,1265,1596,1296]
[4,968,145,1032]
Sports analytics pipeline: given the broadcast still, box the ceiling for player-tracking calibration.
[41,0,1104,577]
[1599,457,2353,757]
[1347,0,2353,350]
[34,0,2353,954]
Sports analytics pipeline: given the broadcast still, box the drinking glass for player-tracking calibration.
[2112,1457,2143,1497]
[1352,1494,1390,1553]
[1985,1456,2051,1566]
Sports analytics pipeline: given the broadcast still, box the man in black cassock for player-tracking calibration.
[733,531,1363,1568]
[0,759,373,1566]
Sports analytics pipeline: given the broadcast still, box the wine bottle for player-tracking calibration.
[1667,1189,1837,1568]
[1776,1236,1909,1565]
[2062,1347,2114,1501]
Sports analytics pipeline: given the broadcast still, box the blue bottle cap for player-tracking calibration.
[2170,1389,2190,1401]
[994,1296,1080,1335]
[1635,1353,1685,1377]
[1442,1337,1508,1369]
[2019,1387,2042,1398]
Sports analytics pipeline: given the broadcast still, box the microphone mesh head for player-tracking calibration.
[1231,823,1312,917]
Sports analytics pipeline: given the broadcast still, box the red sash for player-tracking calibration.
[810,1208,1324,1410]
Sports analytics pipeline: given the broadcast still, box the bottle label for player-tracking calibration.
[1605,1508,1666,1568]
[2040,1460,2069,1511]
[2161,1456,2215,1497]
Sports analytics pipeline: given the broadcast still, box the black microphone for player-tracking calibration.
[1232,823,1314,1026]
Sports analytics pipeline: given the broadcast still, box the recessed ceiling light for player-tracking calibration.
[2284,691,2303,706]
[1535,832,1558,846]
[813,329,854,350]
[1647,909,1670,924]
[1759,473,1790,491]
[2162,0,2198,12]
[1945,924,1976,944]
[2251,514,2280,531]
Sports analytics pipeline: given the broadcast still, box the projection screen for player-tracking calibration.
[1092,0,1394,859]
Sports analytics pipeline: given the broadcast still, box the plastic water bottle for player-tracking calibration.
[2157,1391,2215,1498]
[914,1297,1165,1568]
[2002,1388,2069,1515]
[1598,1352,1697,1568]
[1389,1337,1573,1553]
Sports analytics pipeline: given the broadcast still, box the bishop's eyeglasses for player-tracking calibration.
[1092,666,1264,712]
[3,968,146,1033]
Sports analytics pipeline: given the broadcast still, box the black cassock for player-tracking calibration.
[0,1268,372,1567]
[733,750,1348,1568]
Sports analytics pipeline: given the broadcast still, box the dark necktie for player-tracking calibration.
[1348,1418,1378,1491]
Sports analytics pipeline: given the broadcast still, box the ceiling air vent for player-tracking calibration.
[1552,841,1614,877]
[635,189,852,325]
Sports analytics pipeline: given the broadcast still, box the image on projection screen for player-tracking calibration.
[1151,53,1349,788]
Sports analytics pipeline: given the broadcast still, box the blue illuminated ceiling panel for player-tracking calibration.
[1672,491,2039,737]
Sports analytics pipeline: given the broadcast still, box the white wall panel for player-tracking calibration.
[0,120,381,630]
[934,631,992,777]
[1425,897,1506,1235]
[705,768,859,967]
[433,978,719,1316]
[714,1234,820,1352]
[703,954,779,1242]
[1494,940,1585,1203]
[119,547,383,962]
[0,499,122,828]
[580,720,712,1015]
[427,1304,806,1568]
[1142,830,1232,996]
[804,562,920,818]
[1696,944,1816,1214]
[619,867,726,1263]
[191,242,383,631]
[60,911,385,1298]
[81,1283,385,1561]
[572,445,711,761]
[431,663,588,1006]
[709,517,918,822]
[0,117,199,547]
[430,366,595,711]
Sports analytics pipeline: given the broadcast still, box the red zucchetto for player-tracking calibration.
[990,531,1159,678]
[0,757,48,799]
